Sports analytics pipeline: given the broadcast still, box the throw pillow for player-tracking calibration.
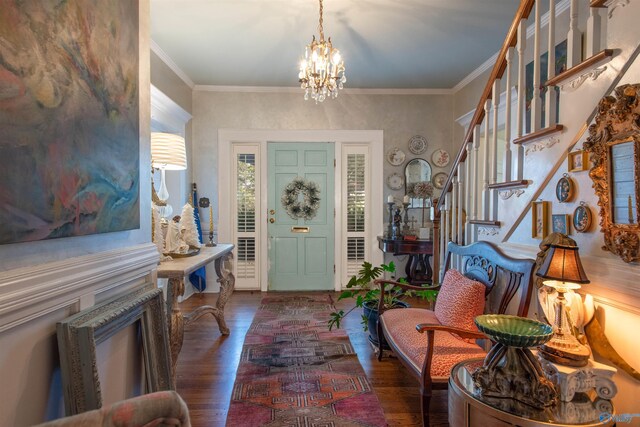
[434,268,486,334]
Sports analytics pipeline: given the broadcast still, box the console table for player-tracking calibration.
[157,244,235,384]
[377,236,433,284]
[449,359,615,427]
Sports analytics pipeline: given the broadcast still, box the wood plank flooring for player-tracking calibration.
[176,291,449,426]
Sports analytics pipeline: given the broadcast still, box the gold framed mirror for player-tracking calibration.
[584,84,640,262]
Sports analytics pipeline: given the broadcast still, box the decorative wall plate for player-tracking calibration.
[408,135,428,154]
[555,174,574,203]
[573,203,592,233]
[386,172,404,190]
[386,147,406,166]
[432,149,450,167]
[432,172,448,189]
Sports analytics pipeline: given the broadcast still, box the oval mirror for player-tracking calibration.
[405,158,432,208]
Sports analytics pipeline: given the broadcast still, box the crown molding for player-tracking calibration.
[453,0,570,94]
[194,85,453,95]
[150,39,195,89]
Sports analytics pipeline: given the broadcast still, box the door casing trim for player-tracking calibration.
[218,129,384,291]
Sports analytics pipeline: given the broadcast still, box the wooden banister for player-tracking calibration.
[437,0,535,213]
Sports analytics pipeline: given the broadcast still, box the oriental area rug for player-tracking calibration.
[225,295,387,426]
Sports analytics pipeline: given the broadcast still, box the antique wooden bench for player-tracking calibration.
[374,241,535,426]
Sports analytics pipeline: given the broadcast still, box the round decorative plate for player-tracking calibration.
[475,314,553,348]
[555,174,574,203]
[431,149,450,167]
[386,147,406,166]
[573,203,592,233]
[386,173,404,190]
[408,135,428,154]
[432,172,448,189]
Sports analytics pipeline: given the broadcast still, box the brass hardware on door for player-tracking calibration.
[291,226,310,233]
[269,218,275,223]
[269,209,275,215]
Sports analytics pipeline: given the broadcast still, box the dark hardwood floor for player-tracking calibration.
[176,291,449,426]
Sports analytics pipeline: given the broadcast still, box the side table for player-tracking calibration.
[449,359,615,427]
[156,244,235,385]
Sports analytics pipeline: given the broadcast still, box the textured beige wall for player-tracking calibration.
[150,51,192,114]
[192,91,458,223]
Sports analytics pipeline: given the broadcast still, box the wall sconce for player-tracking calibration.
[151,132,187,219]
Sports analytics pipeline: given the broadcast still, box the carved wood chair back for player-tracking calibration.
[443,241,534,318]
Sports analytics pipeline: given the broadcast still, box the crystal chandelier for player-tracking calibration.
[298,0,346,103]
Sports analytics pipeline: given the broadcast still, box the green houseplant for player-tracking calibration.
[329,261,438,347]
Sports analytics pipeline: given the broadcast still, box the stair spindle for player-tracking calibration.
[472,125,481,227]
[567,0,582,67]
[586,7,602,57]
[532,0,543,132]
[504,47,514,183]
[515,19,527,181]
[482,100,491,220]
[490,79,500,222]
[456,162,464,246]
[464,143,473,245]
[545,0,558,127]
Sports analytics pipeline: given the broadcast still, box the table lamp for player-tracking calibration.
[536,244,591,366]
[151,132,187,219]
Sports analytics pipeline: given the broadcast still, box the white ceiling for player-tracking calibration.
[150,0,522,89]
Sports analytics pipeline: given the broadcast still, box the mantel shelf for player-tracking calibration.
[513,124,564,145]
[488,180,529,190]
[545,50,614,88]
[468,220,501,227]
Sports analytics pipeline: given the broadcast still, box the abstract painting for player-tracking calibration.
[0,1,140,244]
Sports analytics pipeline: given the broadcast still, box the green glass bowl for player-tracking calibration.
[475,314,553,348]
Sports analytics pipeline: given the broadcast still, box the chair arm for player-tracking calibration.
[415,323,487,340]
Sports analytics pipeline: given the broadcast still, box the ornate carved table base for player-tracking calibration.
[158,244,235,386]
[472,343,557,408]
[538,354,618,402]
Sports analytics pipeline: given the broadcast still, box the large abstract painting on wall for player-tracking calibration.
[0,1,140,244]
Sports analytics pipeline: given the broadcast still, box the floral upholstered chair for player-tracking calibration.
[35,391,190,427]
[374,241,534,426]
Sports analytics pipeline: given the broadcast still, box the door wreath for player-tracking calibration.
[281,177,321,220]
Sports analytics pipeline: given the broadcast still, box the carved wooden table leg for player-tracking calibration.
[166,277,185,387]
[182,252,235,335]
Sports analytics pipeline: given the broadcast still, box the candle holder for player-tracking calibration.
[402,202,412,235]
[387,201,395,238]
[206,231,216,247]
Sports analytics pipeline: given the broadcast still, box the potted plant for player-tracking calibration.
[328,261,438,348]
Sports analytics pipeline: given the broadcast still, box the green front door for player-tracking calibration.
[267,142,334,290]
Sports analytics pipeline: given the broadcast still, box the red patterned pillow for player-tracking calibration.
[434,269,486,333]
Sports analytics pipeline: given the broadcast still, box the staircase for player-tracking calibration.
[434,0,639,281]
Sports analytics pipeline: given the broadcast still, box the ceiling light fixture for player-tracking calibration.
[298,0,346,103]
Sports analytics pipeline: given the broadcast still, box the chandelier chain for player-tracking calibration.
[318,0,324,41]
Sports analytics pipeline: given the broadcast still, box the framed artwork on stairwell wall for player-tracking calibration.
[568,150,589,172]
[531,201,549,239]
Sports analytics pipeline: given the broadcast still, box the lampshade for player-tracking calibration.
[151,132,187,170]
[536,244,590,285]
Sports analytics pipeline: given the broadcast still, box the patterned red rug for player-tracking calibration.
[225,294,387,426]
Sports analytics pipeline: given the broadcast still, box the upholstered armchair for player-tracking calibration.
[35,391,190,427]
[374,241,534,426]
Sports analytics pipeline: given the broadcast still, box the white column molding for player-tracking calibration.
[532,0,543,132]
[504,48,513,182]
[586,7,602,57]
[465,143,473,245]
[472,125,481,222]
[515,19,527,181]
[482,99,491,221]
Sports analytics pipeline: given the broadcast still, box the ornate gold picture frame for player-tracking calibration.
[531,201,549,239]
[584,84,640,262]
[568,150,588,172]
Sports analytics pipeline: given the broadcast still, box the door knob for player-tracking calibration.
[269,209,275,215]
[269,218,275,223]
